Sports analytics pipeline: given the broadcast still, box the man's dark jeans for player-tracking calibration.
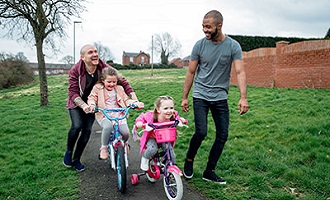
[186,98,229,171]
[67,107,95,161]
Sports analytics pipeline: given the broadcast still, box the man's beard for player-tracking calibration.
[210,28,218,40]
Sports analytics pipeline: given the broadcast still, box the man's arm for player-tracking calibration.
[181,60,198,112]
[233,59,249,114]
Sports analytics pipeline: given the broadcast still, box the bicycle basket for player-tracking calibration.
[154,128,177,143]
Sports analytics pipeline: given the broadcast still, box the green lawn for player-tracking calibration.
[0,69,329,200]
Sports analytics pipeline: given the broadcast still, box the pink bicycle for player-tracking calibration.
[131,120,188,200]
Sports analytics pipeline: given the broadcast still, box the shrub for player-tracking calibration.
[0,58,35,89]
[110,62,178,70]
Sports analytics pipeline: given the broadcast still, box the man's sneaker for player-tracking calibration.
[183,159,194,179]
[63,151,72,167]
[202,170,226,184]
[72,160,85,172]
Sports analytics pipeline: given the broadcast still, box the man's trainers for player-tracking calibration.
[183,159,194,179]
[63,151,72,167]
[202,170,226,184]
[72,160,85,172]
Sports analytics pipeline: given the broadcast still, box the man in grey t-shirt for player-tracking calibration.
[181,10,249,184]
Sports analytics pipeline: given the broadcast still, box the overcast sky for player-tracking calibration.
[0,0,329,64]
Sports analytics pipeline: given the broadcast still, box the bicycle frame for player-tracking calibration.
[95,105,137,193]
[131,120,188,200]
[147,120,182,178]
[95,106,133,169]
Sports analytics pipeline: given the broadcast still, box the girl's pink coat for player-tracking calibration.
[88,83,129,123]
[135,110,181,154]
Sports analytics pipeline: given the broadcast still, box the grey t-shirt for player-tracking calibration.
[190,36,242,101]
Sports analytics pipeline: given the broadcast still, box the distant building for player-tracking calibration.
[29,62,71,75]
[122,51,150,66]
[168,56,190,68]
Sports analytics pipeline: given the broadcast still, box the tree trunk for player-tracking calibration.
[161,50,169,65]
[36,40,49,106]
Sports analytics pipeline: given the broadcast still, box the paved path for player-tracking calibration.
[78,122,207,200]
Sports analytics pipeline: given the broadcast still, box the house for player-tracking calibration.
[122,51,150,66]
[29,62,71,75]
[168,56,190,68]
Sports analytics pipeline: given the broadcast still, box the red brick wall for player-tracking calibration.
[169,58,189,68]
[230,40,330,89]
[122,56,130,65]
[135,53,150,65]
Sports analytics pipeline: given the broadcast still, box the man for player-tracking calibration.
[181,10,248,184]
[63,44,138,172]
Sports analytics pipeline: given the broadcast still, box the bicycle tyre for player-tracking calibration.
[116,145,127,193]
[163,171,183,200]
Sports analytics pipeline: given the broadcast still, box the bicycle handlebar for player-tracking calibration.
[146,119,188,129]
[132,119,188,142]
[94,104,138,121]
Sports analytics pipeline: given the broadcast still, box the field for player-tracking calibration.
[0,69,329,199]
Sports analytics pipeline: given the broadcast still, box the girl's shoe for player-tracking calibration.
[140,156,149,171]
[99,146,108,159]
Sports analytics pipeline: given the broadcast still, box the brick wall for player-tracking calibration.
[135,53,150,65]
[230,40,330,89]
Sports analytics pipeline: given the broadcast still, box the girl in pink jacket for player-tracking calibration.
[88,67,143,159]
[134,96,185,171]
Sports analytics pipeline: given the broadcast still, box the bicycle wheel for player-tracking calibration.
[116,145,127,193]
[163,171,183,200]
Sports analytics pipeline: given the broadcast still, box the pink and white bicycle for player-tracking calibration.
[131,120,188,200]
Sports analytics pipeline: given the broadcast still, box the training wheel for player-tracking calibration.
[147,165,161,180]
[131,174,139,185]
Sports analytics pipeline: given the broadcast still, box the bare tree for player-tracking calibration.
[61,55,74,65]
[0,0,86,106]
[0,52,11,61]
[93,41,115,63]
[16,52,29,62]
[152,32,182,65]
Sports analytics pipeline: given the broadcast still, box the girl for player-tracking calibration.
[134,95,186,171]
[88,67,144,159]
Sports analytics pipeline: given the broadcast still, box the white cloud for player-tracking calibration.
[0,0,329,64]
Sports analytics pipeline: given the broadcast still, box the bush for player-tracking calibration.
[228,35,321,51]
[110,62,178,70]
[0,58,35,89]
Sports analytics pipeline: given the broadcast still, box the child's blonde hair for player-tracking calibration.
[98,67,122,85]
[153,95,175,122]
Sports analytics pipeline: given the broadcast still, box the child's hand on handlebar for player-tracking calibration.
[134,101,144,110]
[134,122,152,131]
[177,118,189,128]
[178,117,188,124]
[135,121,144,129]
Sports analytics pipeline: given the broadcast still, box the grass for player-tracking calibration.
[1,69,329,200]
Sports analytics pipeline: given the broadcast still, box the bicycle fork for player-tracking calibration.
[109,140,129,170]
[109,145,116,170]
[124,144,129,168]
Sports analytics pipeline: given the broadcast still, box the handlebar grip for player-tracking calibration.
[130,104,138,109]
